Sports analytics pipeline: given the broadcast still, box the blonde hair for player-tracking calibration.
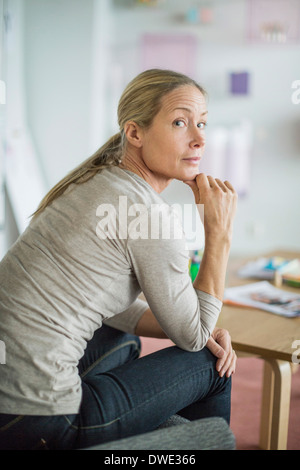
[32,69,206,218]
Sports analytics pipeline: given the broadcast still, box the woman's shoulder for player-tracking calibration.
[94,166,164,207]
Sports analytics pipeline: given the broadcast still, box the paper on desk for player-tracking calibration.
[223,281,300,318]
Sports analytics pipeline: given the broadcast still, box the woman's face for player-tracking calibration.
[140,85,207,185]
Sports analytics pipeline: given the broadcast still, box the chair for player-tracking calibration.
[84,415,236,450]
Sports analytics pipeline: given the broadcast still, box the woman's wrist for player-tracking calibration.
[204,228,233,248]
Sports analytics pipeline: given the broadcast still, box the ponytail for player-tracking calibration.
[31,132,123,218]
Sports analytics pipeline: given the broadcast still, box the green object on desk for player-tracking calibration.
[284,279,300,288]
[189,250,202,281]
[190,262,200,281]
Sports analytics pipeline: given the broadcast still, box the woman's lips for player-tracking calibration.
[182,157,201,164]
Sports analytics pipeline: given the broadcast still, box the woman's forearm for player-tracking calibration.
[193,239,231,301]
[135,308,168,338]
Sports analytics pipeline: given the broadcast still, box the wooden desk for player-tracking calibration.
[217,251,300,450]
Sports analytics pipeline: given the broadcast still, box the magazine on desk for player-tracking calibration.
[223,281,300,318]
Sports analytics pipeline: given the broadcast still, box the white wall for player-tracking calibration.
[19,0,300,256]
[23,0,94,188]
[0,0,5,256]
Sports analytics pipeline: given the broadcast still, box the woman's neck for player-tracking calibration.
[120,148,172,194]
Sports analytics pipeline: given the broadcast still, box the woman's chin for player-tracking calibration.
[176,167,199,182]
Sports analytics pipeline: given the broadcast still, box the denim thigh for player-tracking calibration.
[74,344,231,449]
[0,327,231,450]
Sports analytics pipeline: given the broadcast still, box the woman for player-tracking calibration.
[0,69,237,450]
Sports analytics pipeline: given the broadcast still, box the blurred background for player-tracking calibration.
[0,0,300,258]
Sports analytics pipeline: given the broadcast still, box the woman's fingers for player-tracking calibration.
[215,178,229,192]
[206,336,225,359]
[218,348,237,378]
[207,328,237,378]
[197,173,212,188]
[224,180,235,192]
[185,173,236,198]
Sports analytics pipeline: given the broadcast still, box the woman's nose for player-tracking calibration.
[190,129,206,149]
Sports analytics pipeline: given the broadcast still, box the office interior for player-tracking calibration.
[0,0,300,451]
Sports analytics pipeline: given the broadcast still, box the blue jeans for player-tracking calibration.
[0,325,231,450]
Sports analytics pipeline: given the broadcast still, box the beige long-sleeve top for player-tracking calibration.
[0,167,222,415]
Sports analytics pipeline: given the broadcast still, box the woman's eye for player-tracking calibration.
[174,120,185,127]
[197,122,207,129]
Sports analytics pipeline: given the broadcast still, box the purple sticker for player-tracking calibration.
[230,72,250,95]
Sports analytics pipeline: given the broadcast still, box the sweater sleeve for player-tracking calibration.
[125,204,223,352]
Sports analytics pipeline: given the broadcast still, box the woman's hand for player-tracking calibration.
[206,327,237,378]
[184,173,237,245]
[184,173,238,301]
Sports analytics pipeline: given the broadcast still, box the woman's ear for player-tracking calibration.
[124,121,144,148]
